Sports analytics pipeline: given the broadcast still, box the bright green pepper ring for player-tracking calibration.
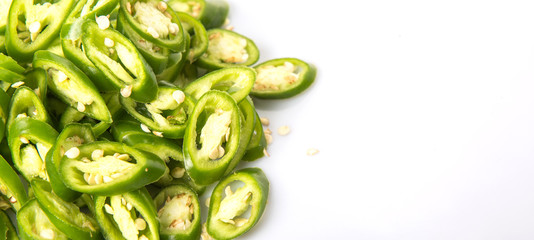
[196,29,259,70]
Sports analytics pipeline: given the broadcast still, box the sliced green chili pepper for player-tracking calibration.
[45,123,96,201]
[0,154,28,211]
[223,96,255,175]
[0,0,13,33]
[0,88,10,141]
[251,58,316,99]
[119,0,185,50]
[0,53,25,84]
[0,210,17,240]
[120,85,195,138]
[59,141,166,195]
[31,178,102,240]
[6,86,51,134]
[17,199,68,240]
[184,66,255,103]
[207,167,269,240]
[82,19,158,102]
[153,184,201,240]
[167,0,228,29]
[33,50,112,123]
[172,61,198,88]
[8,117,58,182]
[183,90,240,185]
[176,12,208,62]
[22,68,48,104]
[59,106,113,137]
[94,187,159,240]
[196,29,259,70]
[242,110,267,162]
[156,33,191,83]
[66,0,120,24]
[5,0,76,62]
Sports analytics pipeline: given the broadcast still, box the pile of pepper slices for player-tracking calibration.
[0,0,316,239]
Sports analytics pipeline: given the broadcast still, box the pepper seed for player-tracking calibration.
[57,70,68,83]
[157,1,167,12]
[91,149,104,160]
[277,125,291,136]
[11,81,25,88]
[135,218,147,231]
[104,38,115,47]
[152,131,163,137]
[77,102,86,112]
[172,90,185,104]
[306,148,320,156]
[139,235,149,240]
[103,176,113,183]
[65,147,80,159]
[260,117,270,126]
[265,133,273,145]
[39,229,55,239]
[19,136,30,144]
[171,167,185,179]
[140,123,151,133]
[96,15,110,30]
[224,186,233,196]
[120,85,132,98]
[147,26,160,38]
[104,204,114,214]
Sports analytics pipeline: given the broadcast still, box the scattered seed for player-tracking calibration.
[65,147,80,159]
[84,173,91,183]
[77,102,86,112]
[157,1,167,12]
[96,15,110,30]
[263,148,270,157]
[260,117,270,126]
[153,131,163,137]
[217,145,225,158]
[306,148,320,156]
[172,90,185,104]
[120,85,132,97]
[111,172,123,179]
[91,149,104,160]
[103,176,113,183]
[16,113,27,119]
[57,70,68,83]
[169,23,179,35]
[208,147,219,160]
[135,218,147,231]
[147,26,159,38]
[19,136,30,144]
[126,2,132,14]
[171,167,185,179]
[126,202,133,211]
[116,154,130,161]
[94,174,104,184]
[277,125,291,136]
[139,234,149,240]
[8,197,16,204]
[264,128,272,135]
[265,134,273,145]
[234,218,248,227]
[104,204,114,214]
[140,123,151,133]
[39,229,55,239]
[104,38,115,47]
[225,25,234,31]
[28,21,41,36]
[11,81,25,88]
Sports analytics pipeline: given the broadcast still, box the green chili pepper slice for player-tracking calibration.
[8,117,58,182]
[176,12,208,62]
[153,184,201,240]
[45,123,96,202]
[0,88,10,141]
[242,110,267,162]
[6,86,51,133]
[33,50,112,123]
[0,210,17,240]
[81,19,158,102]
[196,29,259,70]
[59,141,166,195]
[120,85,195,139]
[167,0,228,29]
[17,199,69,240]
[184,66,255,103]
[119,0,185,51]
[59,106,113,137]
[94,187,159,240]
[183,90,240,185]
[0,154,28,211]
[66,0,120,24]
[5,0,76,62]
[251,57,317,99]
[207,167,269,240]
[223,96,256,175]
[31,178,102,240]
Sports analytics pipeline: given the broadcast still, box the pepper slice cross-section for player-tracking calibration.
[184,66,255,103]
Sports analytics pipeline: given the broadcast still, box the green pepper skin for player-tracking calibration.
[59,106,113,137]
[176,12,208,62]
[183,90,241,186]
[45,123,96,202]
[33,50,112,123]
[119,0,185,51]
[223,97,255,175]
[207,168,269,240]
[0,154,28,211]
[119,86,195,139]
[94,187,160,240]
[82,19,158,103]
[196,29,259,70]
[0,53,25,83]
[153,184,201,240]
[5,0,76,62]
[60,141,166,195]
[251,58,317,99]
[0,210,17,240]
[65,0,120,24]
[31,178,102,240]
[184,66,255,103]
[0,88,10,141]
[167,0,228,29]
[6,87,51,135]
[22,69,48,105]
[17,199,69,240]
[241,110,267,162]
[8,117,58,182]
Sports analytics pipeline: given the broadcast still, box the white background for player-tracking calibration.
[224,0,534,239]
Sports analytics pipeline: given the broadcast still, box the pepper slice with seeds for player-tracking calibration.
[184,66,255,103]
[6,86,51,136]
[17,199,69,240]
[196,28,259,70]
[31,178,102,240]
[153,184,201,240]
[120,85,195,139]
[251,57,317,99]
[8,117,58,182]
[45,123,96,202]
[59,141,166,195]
[81,19,158,103]
[207,167,269,240]
[33,50,112,123]
[0,154,28,211]
[177,11,208,62]
[167,0,228,29]
[5,0,76,62]
[183,90,241,185]
[242,110,267,162]
[94,188,159,240]
[0,210,17,239]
